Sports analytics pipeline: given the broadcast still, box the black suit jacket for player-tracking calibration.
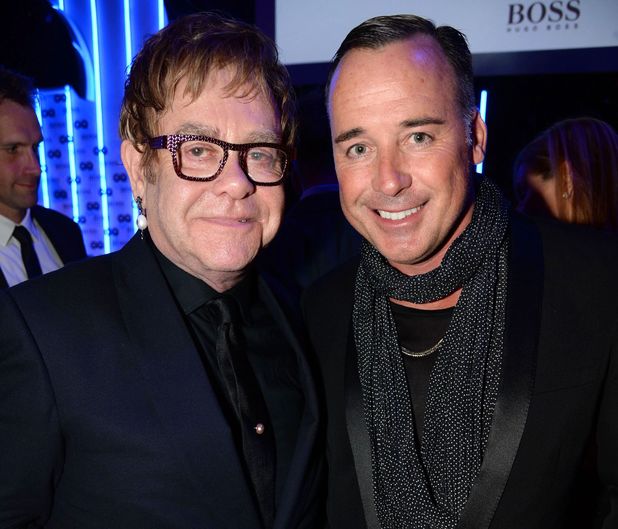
[0,234,323,529]
[0,205,87,288]
[303,214,618,529]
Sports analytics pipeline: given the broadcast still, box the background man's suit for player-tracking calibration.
[303,214,618,529]
[260,186,361,299]
[0,204,87,288]
[0,234,322,529]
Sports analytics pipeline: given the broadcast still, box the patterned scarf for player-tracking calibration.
[353,176,510,528]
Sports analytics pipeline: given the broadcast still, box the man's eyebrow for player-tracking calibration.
[333,118,445,144]
[334,127,364,144]
[0,140,41,149]
[400,117,446,128]
[176,123,218,136]
[244,130,280,143]
[175,124,280,144]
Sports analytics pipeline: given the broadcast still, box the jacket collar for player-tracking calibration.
[456,213,542,528]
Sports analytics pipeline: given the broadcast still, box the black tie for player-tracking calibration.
[206,296,276,528]
[12,226,43,279]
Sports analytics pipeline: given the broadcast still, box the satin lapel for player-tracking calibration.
[0,269,7,289]
[345,326,380,529]
[258,277,321,529]
[457,214,542,529]
[113,235,261,528]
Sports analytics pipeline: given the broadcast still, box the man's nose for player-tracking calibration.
[24,147,41,175]
[213,151,255,199]
[373,148,412,196]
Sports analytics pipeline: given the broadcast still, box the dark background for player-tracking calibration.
[2,0,617,202]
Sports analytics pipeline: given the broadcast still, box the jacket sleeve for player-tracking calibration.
[0,290,63,528]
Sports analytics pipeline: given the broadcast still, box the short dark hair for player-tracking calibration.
[120,11,296,183]
[0,65,36,108]
[326,14,475,125]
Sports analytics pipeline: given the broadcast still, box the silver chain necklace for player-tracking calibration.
[400,338,444,358]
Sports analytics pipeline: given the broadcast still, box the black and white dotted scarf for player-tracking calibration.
[353,176,510,529]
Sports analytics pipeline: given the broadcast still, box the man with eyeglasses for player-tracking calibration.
[0,65,86,288]
[0,13,322,529]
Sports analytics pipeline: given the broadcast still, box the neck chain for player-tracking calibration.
[400,338,444,358]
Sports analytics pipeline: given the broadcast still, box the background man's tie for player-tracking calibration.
[12,226,43,279]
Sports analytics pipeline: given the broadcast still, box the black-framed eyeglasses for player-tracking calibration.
[147,134,290,186]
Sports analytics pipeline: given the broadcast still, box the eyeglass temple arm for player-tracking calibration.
[148,136,167,149]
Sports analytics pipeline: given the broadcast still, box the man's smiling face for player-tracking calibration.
[328,36,486,275]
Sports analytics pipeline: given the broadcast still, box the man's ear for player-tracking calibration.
[121,140,147,201]
[470,111,488,166]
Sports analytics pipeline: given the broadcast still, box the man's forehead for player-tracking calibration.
[329,37,455,119]
[0,101,41,142]
[172,67,269,106]
[334,36,447,84]
[155,75,280,143]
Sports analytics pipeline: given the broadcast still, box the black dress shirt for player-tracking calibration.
[150,238,304,510]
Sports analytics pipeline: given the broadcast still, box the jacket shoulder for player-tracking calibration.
[31,205,87,260]
[523,214,618,282]
[8,251,114,309]
[32,205,78,228]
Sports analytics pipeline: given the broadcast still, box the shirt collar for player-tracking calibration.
[148,233,256,321]
[0,208,36,247]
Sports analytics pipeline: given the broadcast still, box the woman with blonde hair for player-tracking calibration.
[514,117,618,232]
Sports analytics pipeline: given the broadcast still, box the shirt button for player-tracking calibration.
[255,423,265,435]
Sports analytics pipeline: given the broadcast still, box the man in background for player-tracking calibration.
[0,65,86,287]
[304,14,617,529]
[0,13,322,528]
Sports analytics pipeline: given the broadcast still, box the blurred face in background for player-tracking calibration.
[514,164,574,221]
[0,99,42,223]
[515,169,561,218]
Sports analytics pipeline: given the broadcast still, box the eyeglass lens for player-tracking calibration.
[178,139,286,183]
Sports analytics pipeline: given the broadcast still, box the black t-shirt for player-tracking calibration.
[390,301,454,443]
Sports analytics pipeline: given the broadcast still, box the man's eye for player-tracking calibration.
[347,144,367,158]
[411,132,430,144]
[248,150,272,163]
[182,142,218,158]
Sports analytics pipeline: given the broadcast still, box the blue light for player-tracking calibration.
[158,0,167,29]
[33,93,50,209]
[476,89,488,175]
[123,0,139,230]
[90,0,111,253]
[123,0,133,67]
[479,89,488,122]
[63,85,80,222]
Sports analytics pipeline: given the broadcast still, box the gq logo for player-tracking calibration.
[508,0,580,25]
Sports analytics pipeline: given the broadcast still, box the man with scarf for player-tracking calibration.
[303,14,618,529]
